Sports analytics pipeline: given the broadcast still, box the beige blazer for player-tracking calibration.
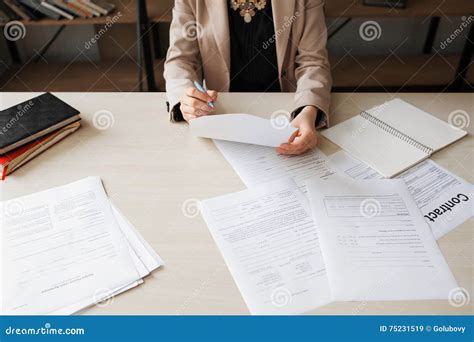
[164,0,332,124]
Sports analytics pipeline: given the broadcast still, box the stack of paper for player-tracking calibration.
[201,176,460,314]
[202,141,468,315]
[0,177,163,315]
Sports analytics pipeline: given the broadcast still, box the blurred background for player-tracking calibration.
[0,0,472,93]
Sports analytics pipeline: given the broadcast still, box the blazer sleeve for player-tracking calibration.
[293,0,332,127]
[164,0,203,122]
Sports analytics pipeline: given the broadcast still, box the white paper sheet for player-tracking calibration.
[214,140,340,193]
[306,176,460,302]
[371,99,467,153]
[51,280,143,315]
[49,203,164,315]
[201,178,331,315]
[330,150,384,180]
[190,114,297,147]
[111,204,164,273]
[330,151,474,239]
[0,177,141,315]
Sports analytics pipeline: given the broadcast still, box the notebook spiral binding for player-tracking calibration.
[360,111,434,155]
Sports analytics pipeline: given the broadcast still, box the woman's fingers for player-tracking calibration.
[180,97,214,121]
[277,129,317,155]
[276,130,301,154]
[206,90,218,101]
[288,129,299,143]
[277,143,306,155]
[181,103,198,115]
[181,103,210,117]
[181,96,210,110]
[186,87,215,103]
[179,88,219,122]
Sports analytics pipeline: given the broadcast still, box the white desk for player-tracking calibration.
[1,92,472,315]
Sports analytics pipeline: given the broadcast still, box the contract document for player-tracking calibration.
[306,176,460,302]
[1,177,162,315]
[214,140,339,193]
[330,151,474,239]
[190,114,297,147]
[201,178,331,315]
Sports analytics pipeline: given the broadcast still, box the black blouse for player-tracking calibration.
[228,0,281,92]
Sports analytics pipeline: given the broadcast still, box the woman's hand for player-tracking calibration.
[180,87,218,122]
[277,106,318,155]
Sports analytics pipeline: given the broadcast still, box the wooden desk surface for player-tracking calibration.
[1,92,472,315]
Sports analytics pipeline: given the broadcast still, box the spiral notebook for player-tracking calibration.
[322,99,467,178]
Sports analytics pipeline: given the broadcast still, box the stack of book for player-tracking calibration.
[0,93,81,180]
[0,0,116,22]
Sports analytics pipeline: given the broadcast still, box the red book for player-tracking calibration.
[0,121,80,180]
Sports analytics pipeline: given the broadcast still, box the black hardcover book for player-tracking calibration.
[0,93,81,154]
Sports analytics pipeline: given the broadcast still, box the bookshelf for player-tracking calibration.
[0,0,172,26]
[1,0,166,91]
[1,0,472,92]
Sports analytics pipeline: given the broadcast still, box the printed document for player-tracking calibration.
[50,204,163,315]
[330,151,474,239]
[214,140,340,193]
[306,176,460,302]
[0,177,151,314]
[201,178,331,314]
